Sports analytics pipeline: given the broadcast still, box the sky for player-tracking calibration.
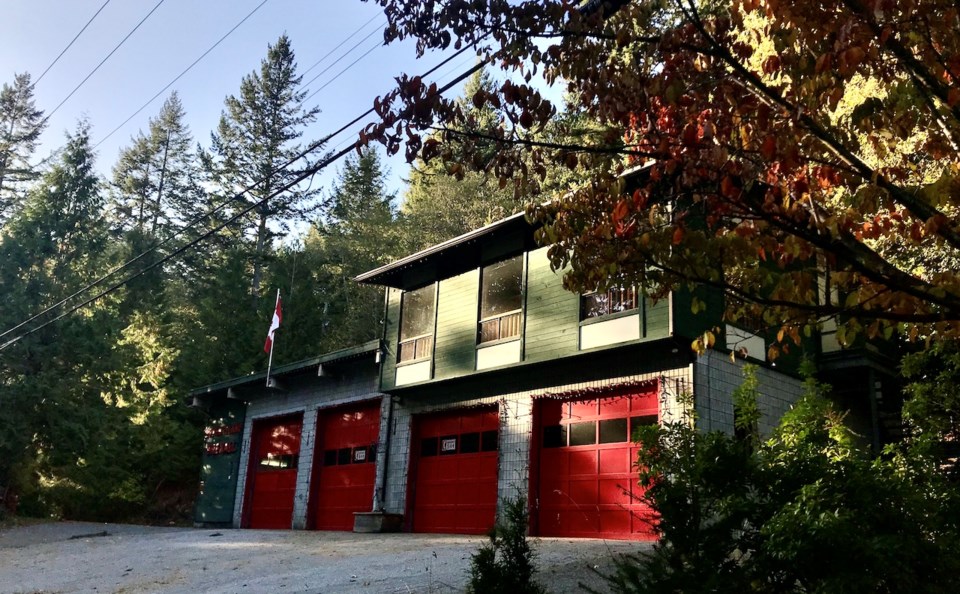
[0,0,479,202]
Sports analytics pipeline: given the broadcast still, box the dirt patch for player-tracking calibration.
[0,522,651,593]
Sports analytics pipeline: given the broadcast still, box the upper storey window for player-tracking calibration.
[478,255,524,344]
[580,286,638,320]
[399,284,435,363]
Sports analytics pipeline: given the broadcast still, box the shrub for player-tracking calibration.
[604,364,960,593]
[468,495,547,594]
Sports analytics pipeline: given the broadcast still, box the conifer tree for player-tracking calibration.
[401,68,518,250]
[205,35,322,309]
[0,73,46,224]
[111,92,204,237]
[307,148,398,352]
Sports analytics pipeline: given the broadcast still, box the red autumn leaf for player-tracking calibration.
[720,175,739,198]
[761,136,777,160]
[612,200,629,224]
[681,123,699,146]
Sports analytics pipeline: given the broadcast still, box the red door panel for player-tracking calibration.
[536,388,658,540]
[410,407,499,535]
[247,415,302,529]
[311,401,381,530]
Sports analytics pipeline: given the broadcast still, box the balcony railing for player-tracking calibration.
[479,310,522,344]
[398,334,433,363]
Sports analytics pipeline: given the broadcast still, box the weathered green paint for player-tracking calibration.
[645,295,670,338]
[380,288,402,391]
[377,244,698,390]
[434,269,480,380]
[671,286,724,340]
[194,399,246,526]
[525,247,579,362]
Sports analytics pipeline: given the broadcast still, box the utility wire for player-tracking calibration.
[299,12,383,80]
[94,0,270,150]
[4,2,627,349]
[299,25,384,92]
[47,0,166,121]
[301,40,382,104]
[34,0,112,86]
[0,44,480,350]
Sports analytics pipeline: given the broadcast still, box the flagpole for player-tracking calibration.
[266,288,280,388]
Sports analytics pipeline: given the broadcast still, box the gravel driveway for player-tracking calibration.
[0,522,651,593]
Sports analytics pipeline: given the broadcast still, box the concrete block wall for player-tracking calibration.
[693,350,805,435]
[232,371,383,529]
[381,365,693,523]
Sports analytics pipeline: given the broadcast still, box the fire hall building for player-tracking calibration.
[191,213,895,539]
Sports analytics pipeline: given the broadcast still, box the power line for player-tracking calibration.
[47,0,166,121]
[299,12,383,80]
[0,44,481,350]
[94,0,270,150]
[298,23,384,92]
[34,0,112,86]
[301,40,382,105]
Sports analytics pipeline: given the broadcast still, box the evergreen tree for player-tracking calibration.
[401,68,518,250]
[111,92,204,237]
[110,92,206,314]
[0,72,46,225]
[303,148,399,353]
[0,121,118,514]
[205,35,322,309]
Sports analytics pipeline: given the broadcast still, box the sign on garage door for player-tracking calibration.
[310,401,381,530]
[410,407,499,534]
[536,386,658,539]
[246,414,303,529]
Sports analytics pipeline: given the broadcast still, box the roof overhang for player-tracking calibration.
[354,212,540,290]
[188,340,380,400]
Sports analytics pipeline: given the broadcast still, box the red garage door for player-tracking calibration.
[410,407,499,534]
[310,401,381,530]
[247,414,302,529]
[536,387,658,540]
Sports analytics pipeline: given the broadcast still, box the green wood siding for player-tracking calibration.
[671,286,724,339]
[645,295,670,338]
[379,246,688,390]
[380,288,402,391]
[434,269,480,380]
[194,399,246,525]
[525,248,579,362]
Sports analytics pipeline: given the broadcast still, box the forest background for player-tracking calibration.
[0,35,523,520]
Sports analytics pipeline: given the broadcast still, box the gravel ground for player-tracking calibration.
[0,522,652,593]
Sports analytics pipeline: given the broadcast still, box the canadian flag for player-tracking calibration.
[264,292,282,354]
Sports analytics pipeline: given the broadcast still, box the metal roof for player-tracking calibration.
[188,340,379,398]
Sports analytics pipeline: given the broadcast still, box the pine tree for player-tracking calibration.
[205,35,322,309]
[307,148,398,351]
[110,93,207,314]
[401,68,518,250]
[0,121,119,515]
[0,73,47,224]
[111,92,204,237]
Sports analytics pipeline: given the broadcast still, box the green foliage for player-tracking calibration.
[901,340,960,478]
[205,34,321,307]
[609,366,960,594]
[306,149,400,351]
[401,68,520,250]
[0,72,46,223]
[468,495,547,594]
